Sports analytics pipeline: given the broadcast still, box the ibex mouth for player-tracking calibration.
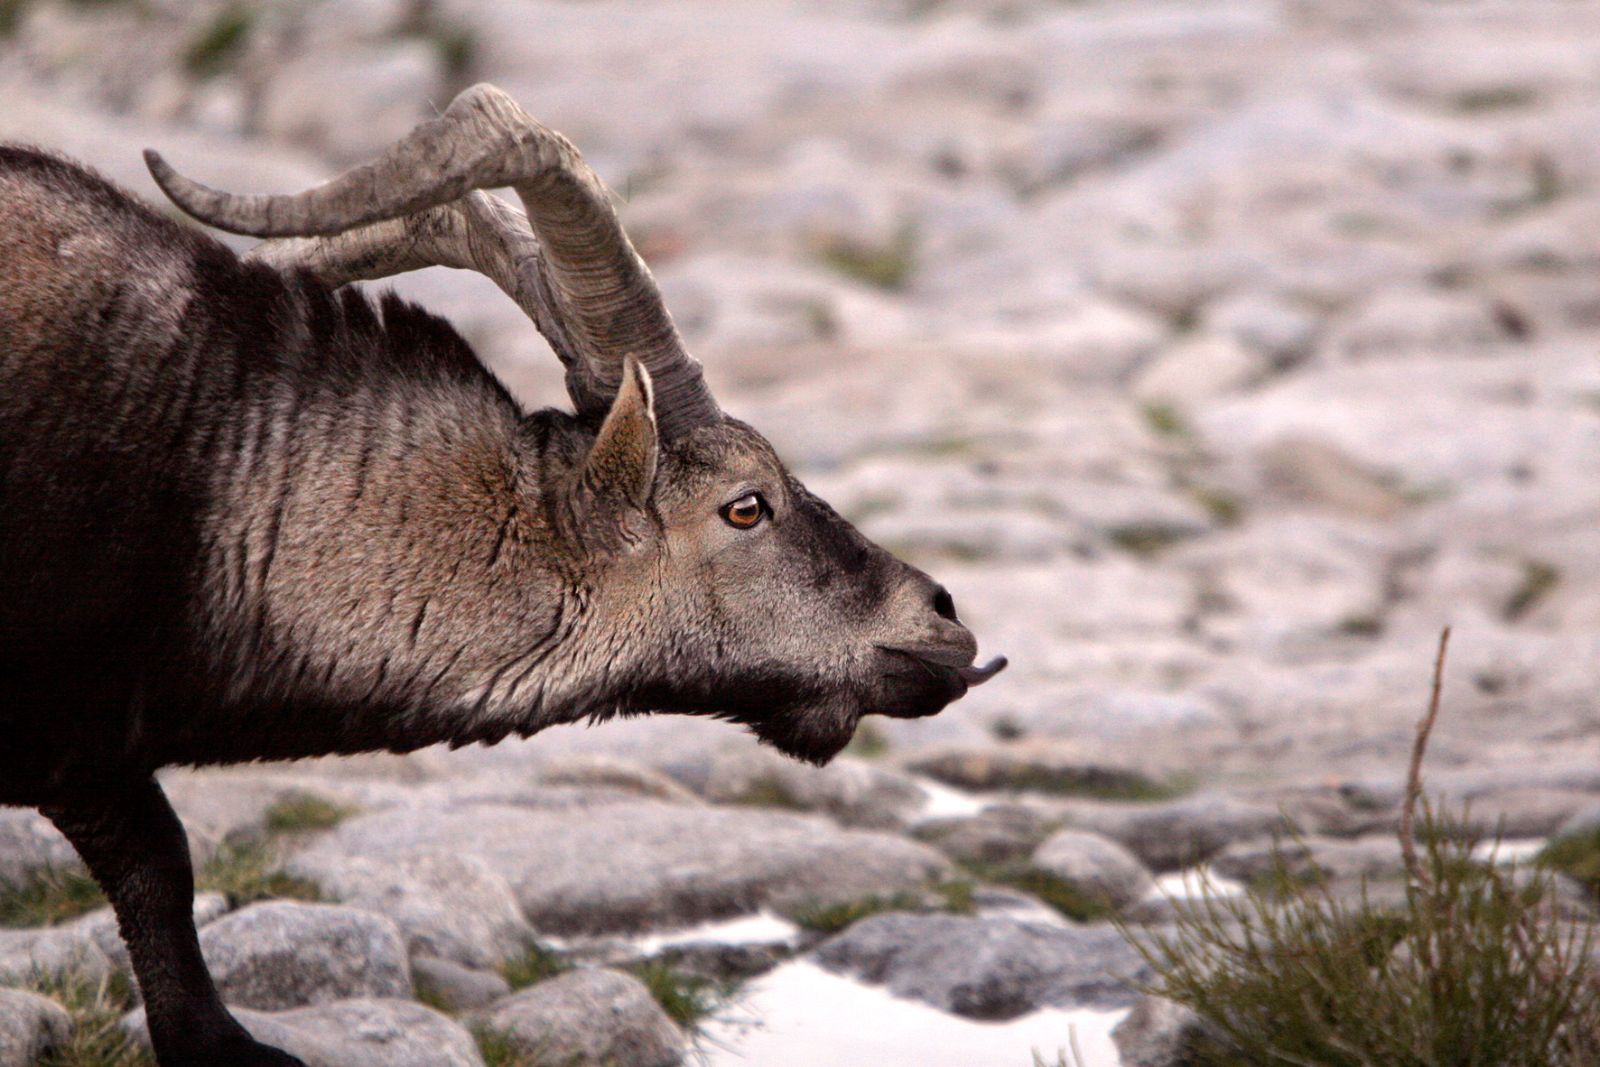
[957,656,1008,687]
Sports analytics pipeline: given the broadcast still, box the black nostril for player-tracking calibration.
[931,585,959,622]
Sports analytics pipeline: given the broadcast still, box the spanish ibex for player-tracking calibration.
[0,84,1004,1066]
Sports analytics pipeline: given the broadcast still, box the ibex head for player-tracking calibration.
[146,84,1004,764]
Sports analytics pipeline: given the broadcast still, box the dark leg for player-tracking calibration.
[40,778,305,1067]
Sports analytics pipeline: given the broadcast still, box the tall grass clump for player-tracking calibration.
[195,841,320,908]
[30,971,155,1067]
[629,960,737,1035]
[0,868,106,928]
[1128,629,1600,1066]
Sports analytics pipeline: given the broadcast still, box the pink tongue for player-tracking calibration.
[957,656,1008,686]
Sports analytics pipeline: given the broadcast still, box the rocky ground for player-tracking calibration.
[5,0,1600,1064]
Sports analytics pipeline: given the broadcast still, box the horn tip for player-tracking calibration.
[143,150,183,198]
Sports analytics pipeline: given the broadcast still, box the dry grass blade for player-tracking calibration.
[1399,626,1450,893]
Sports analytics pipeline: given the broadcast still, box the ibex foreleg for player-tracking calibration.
[42,779,306,1067]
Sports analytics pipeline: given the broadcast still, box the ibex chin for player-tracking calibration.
[0,84,1004,1065]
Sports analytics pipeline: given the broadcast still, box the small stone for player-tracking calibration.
[1029,830,1156,911]
[1456,786,1593,839]
[1323,289,1509,361]
[411,956,510,1013]
[1073,796,1285,873]
[283,852,533,969]
[914,806,1057,866]
[1112,994,1205,1067]
[0,928,111,986]
[1210,834,1404,887]
[476,969,687,1067]
[0,987,71,1067]
[1207,292,1320,368]
[1256,435,1409,519]
[1131,334,1268,406]
[0,811,81,888]
[812,913,1148,1020]
[684,749,930,830]
[198,901,412,1011]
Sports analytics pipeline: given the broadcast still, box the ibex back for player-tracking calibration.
[0,85,1004,1066]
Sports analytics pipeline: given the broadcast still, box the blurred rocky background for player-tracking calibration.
[4,1,1600,1064]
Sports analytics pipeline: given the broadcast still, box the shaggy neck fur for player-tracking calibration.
[177,285,666,764]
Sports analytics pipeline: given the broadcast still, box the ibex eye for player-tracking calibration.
[722,493,766,530]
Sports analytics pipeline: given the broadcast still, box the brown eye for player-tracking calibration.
[722,492,766,529]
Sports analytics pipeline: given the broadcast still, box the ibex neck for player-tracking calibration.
[173,279,614,762]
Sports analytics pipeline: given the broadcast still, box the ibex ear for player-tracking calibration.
[581,357,658,514]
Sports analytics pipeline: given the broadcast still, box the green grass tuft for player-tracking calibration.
[986,765,1189,803]
[0,869,107,928]
[195,842,320,909]
[791,879,977,934]
[431,25,478,79]
[1503,559,1560,622]
[931,878,977,914]
[1141,402,1190,440]
[499,943,569,990]
[30,970,154,1067]
[791,891,927,934]
[471,1025,533,1067]
[412,973,456,1014]
[1189,486,1244,527]
[1131,818,1600,1065]
[183,5,252,78]
[264,793,354,833]
[628,960,736,1034]
[817,223,918,291]
[989,716,1027,742]
[1337,613,1386,638]
[965,863,1115,922]
[843,721,890,760]
[1107,522,1195,560]
[724,775,806,810]
[1538,826,1600,892]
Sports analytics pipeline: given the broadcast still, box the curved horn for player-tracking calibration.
[144,83,719,438]
[239,192,592,412]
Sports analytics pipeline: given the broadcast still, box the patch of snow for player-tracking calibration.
[1149,866,1246,901]
[700,960,1126,1067]
[911,777,993,825]
[1470,838,1546,867]
[632,912,801,955]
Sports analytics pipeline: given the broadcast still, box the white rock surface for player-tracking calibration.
[283,853,532,969]
[476,968,687,1067]
[124,997,485,1067]
[0,988,69,1067]
[197,902,413,1011]
[298,801,952,935]
[1029,830,1156,911]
